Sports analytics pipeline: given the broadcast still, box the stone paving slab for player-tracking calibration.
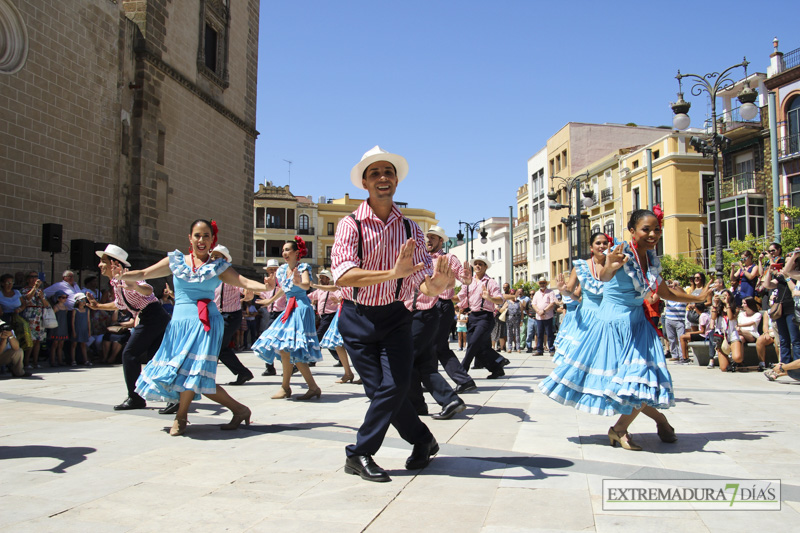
[1,344,800,531]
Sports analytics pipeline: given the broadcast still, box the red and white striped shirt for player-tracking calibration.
[458,275,501,313]
[215,283,244,313]
[309,289,341,315]
[110,279,158,316]
[404,288,437,312]
[432,249,464,301]
[332,201,431,306]
[259,287,286,313]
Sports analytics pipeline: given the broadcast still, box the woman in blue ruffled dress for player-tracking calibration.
[252,237,323,401]
[118,219,267,436]
[542,210,710,451]
[544,232,608,370]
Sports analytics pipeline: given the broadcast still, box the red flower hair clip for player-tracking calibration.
[294,236,307,258]
[652,204,664,229]
[210,220,219,247]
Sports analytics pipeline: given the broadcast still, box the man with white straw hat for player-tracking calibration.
[88,244,171,411]
[255,258,284,376]
[458,254,507,379]
[331,146,454,482]
[425,225,478,394]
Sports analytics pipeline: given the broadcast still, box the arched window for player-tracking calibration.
[299,214,309,231]
[604,220,615,241]
[788,96,800,155]
[591,224,601,236]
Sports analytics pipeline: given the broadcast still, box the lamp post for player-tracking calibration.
[548,172,594,269]
[670,57,758,277]
[456,219,487,263]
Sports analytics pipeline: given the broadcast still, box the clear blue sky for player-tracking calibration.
[254,0,797,239]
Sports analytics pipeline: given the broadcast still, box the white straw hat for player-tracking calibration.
[211,245,232,263]
[426,225,447,240]
[350,145,408,190]
[95,244,131,267]
[262,259,280,270]
[470,255,492,270]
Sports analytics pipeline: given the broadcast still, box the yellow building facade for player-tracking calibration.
[618,133,714,262]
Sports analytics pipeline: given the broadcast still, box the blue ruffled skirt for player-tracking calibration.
[319,311,343,349]
[252,295,323,364]
[539,301,674,416]
[135,302,222,401]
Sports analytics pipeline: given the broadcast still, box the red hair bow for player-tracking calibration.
[652,205,664,229]
[294,236,307,258]
[210,220,219,247]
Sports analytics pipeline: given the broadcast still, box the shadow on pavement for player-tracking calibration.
[568,430,777,453]
[0,444,96,473]
[392,454,575,480]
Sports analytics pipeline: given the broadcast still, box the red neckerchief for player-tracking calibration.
[281,297,297,323]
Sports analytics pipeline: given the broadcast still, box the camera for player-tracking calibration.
[0,323,13,333]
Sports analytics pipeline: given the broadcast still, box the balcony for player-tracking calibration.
[785,46,800,71]
[601,187,613,203]
[778,132,800,161]
[512,253,527,267]
[726,171,756,194]
[297,227,316,236]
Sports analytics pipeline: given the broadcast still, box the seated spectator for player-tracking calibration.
[710,290,744,372]
[0,273,32,352]
[736,297,762,344]
[43,270,81,310]
[20,272,49,369]
[679,302,710,364]
[0,319,31,378]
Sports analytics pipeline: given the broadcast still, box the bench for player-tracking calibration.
[688,341,779,367]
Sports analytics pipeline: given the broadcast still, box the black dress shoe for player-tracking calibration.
[487,368,505,379]
[432,398,466,420]
[344,455,391,482]
[261,364,276,376]
[228,372,254,385]
[454,380,477,394]
[405,437,439,470]
[113,397,146,411]
[526,348,533,353]
[158,402,179,415]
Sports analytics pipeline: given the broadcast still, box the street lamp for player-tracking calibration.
[456,219,487,262]
[548,172,594,269]
[670,57,757,277]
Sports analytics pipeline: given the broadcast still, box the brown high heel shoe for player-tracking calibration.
[608,427,642,451]
[296,387,321,401]
[170,416,188,436]
[221,406,251,430]
[656,422,678,443]
[336,373,355,384]
[271,386,291,399]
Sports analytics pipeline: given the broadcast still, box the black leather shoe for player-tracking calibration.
[487,368,505,379]
[454,380,477,394]
[228,372,254,385]
[344,455,391,482]
[261,364,276,376]
[113,397,146,411]
[158,402,179,415]
[432,399,466,420]
[526,348,533,353]
[405,438,439,470]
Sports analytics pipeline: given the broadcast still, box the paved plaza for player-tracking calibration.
[2,344,800,532]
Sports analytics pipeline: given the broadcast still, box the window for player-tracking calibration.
[591,224,601,236]
[653,150,660,160]
[491,250,495,262]
[632,160,639,169]
[304,242,313,258]
[267,240,284,257]
[734,153,755,192]
[298,214,309,231]
[327,222,334,235]
[255,240,265,258]
[557,225,562,242]
[653,179,662,207]
[255,207,265,228]
[632,187,641,210]
[198,0,229,87]
[549,159,555,177]
[787,96,800,155]
[555,154,561,172]
[707,196,766,255]
[604,220,614,241]
[498,248,501,260]
[157,130,165,165]
[562,149,568,169]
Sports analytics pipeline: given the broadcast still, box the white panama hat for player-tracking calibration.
[318,269,333,279]
[426,225,447,240]
[470,255,492,270]
[95,244,131,267]
[350,145,408,190]
[262,259,280,270]
[211,245,232,263]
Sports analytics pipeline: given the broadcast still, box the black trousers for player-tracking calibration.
[123,302,170,402]
[408,307,459,411]
[316,312,339,359]
[461,311,502,372]
[218,309,250,378]
[434,299,472,385]
[338,301,433,457]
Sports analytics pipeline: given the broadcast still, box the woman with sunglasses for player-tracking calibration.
[761,246,800,365]
[731,250,758,300]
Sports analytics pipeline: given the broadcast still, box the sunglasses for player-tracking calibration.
[768,249,778,253]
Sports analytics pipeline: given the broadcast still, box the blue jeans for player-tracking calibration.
[526,317,536,349]
[773,311,800,364]
[535,318,554,353]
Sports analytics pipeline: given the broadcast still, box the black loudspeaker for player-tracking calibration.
[41,223,63,253]
[70,239,96,271]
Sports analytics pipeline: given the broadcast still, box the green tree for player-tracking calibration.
[659,254,705,287]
